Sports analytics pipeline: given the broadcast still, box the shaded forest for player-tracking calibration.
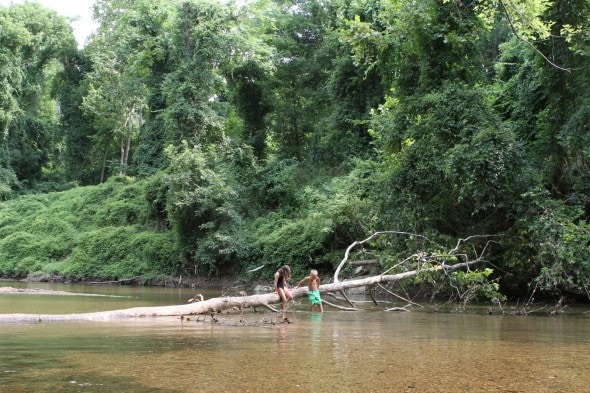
[0,0,589,301]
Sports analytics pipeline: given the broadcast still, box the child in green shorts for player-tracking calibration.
[295,269,324,312]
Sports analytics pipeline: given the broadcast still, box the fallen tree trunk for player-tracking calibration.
[0,259,480,323]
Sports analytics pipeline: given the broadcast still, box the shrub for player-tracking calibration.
[0,176,183,280]
[62,227,181,280]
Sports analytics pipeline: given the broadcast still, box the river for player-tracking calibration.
[0,281,589,392]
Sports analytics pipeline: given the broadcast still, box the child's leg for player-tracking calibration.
[284,289,293,319]
[277,288,287,318]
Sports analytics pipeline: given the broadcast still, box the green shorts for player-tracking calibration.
[307,289,322,305]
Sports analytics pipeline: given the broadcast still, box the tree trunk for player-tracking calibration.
[120,136,126,175]
[0,259,480,324]
[100,144,108,183]
[120,105,133,176]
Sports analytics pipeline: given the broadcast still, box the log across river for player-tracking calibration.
[0,261,478,323]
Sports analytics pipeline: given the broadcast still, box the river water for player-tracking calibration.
[0,281,589,392]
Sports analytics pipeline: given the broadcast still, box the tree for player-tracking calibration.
[79,0,175,181]
[59,51,101,184]
[0,3,76,187]
[90,0,174,178]
[228,59,272,160]
[258,0,341,163]
[161,0,239,147]
[342,1,526,235]
[165,140,253,275]
[493,0,590,295]
[80,52,147,181]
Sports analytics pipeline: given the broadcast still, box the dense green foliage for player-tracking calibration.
[0,177,181,280]
[0,0,589,300]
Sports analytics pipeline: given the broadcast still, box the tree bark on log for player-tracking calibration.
[0,259,480,324]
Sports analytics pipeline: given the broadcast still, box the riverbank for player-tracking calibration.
[0,286,135,297]
[0,274,265,292]
[0,273,373,296]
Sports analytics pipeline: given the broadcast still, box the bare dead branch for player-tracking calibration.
[385,305,411,312]
[498,0,573,72]
[377,284,423,308]
[334,231,442,283]
[339,290,356,308]
[321,299,359,311]
[369,285,379,306]
[260,303,279,313]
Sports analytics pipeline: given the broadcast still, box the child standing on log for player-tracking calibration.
[274,265,293,321]
[296,269,324,312]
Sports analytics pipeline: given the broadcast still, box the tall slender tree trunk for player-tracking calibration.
[119,136,131,176]
[119,105,135,176]
[100,144,109,183]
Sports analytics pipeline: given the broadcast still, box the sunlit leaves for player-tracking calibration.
[494,0,552,40]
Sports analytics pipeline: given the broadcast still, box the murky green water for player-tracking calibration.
[1,281,589,392]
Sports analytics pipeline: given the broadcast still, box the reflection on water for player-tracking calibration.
[0,281,223,315]
[0,282,589,392]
